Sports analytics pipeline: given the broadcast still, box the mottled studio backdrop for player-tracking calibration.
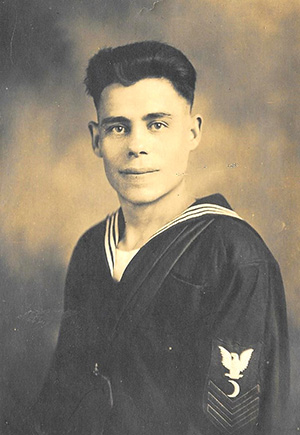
[1,0,299,432]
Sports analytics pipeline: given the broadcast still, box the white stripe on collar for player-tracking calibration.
[104,203,242,277]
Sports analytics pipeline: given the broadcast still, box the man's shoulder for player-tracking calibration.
[213,215,273,263]
[193,194,277,266]
[73,217,107,253]
[194,193,232,209]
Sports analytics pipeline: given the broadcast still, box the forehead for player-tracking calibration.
[98,78,189,119]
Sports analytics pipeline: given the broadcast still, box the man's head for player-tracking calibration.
[85,41,196,110]
[86,41,202,207]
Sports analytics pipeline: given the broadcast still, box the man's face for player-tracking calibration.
[89,78,201,206]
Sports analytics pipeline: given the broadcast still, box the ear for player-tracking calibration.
[189,115,202,151]
[88,121,102,158]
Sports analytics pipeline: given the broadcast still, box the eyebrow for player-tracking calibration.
[100,116,130,127]
[142,112,172,121]
[100,112,173,127]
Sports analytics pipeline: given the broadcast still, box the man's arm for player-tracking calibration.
[203,256,289,435]
[258,261,290,434]
[20,234,112,434]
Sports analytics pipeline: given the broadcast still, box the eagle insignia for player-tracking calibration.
[204,340,260,433]
[218,346,254,380]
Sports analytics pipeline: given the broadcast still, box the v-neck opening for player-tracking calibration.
[104,194,242,281]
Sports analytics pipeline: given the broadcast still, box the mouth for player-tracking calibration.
[119,168,159,175]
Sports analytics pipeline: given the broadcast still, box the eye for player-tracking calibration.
[112,125,126,134]
[105,125,128,135]
[149,121,167,131]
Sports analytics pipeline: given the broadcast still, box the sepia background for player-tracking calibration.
[1,0,299,432]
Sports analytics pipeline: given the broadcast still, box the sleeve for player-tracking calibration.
[203,259,290,435]
[258,261,290,435]
[21,236,112,435]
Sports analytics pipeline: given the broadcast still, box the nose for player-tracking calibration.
[127,126,149,157]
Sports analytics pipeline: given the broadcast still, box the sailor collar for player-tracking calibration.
[104,196,243,277]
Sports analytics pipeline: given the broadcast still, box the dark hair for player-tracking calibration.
[84,41,196,109]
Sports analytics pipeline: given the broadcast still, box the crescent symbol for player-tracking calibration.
[227,380,240,398]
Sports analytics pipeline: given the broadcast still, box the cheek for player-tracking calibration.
[102,158,119,180]
[101,150,121,181]
[102,161,121,192]
[163,139,190,169]
[101,143,122,166]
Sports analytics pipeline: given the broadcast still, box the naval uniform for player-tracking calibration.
[30,194,289,435]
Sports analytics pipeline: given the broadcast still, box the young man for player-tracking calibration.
[30,41,289,434]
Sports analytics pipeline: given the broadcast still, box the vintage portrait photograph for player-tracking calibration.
[1,0,299,434]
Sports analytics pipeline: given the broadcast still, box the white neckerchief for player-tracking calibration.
[104,203,242,277]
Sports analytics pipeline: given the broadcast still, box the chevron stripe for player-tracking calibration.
[104,203,243,277]
[208,393,259,423]
[207,404,259,433]
[208,381,260,410]
[206,381,260,433]
[208,391,259,416]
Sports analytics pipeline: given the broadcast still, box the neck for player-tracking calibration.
[117,181,195,251]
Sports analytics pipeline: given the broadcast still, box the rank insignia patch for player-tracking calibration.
[204,338,261,433]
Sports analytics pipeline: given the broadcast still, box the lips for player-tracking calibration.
[119,168,159,175]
